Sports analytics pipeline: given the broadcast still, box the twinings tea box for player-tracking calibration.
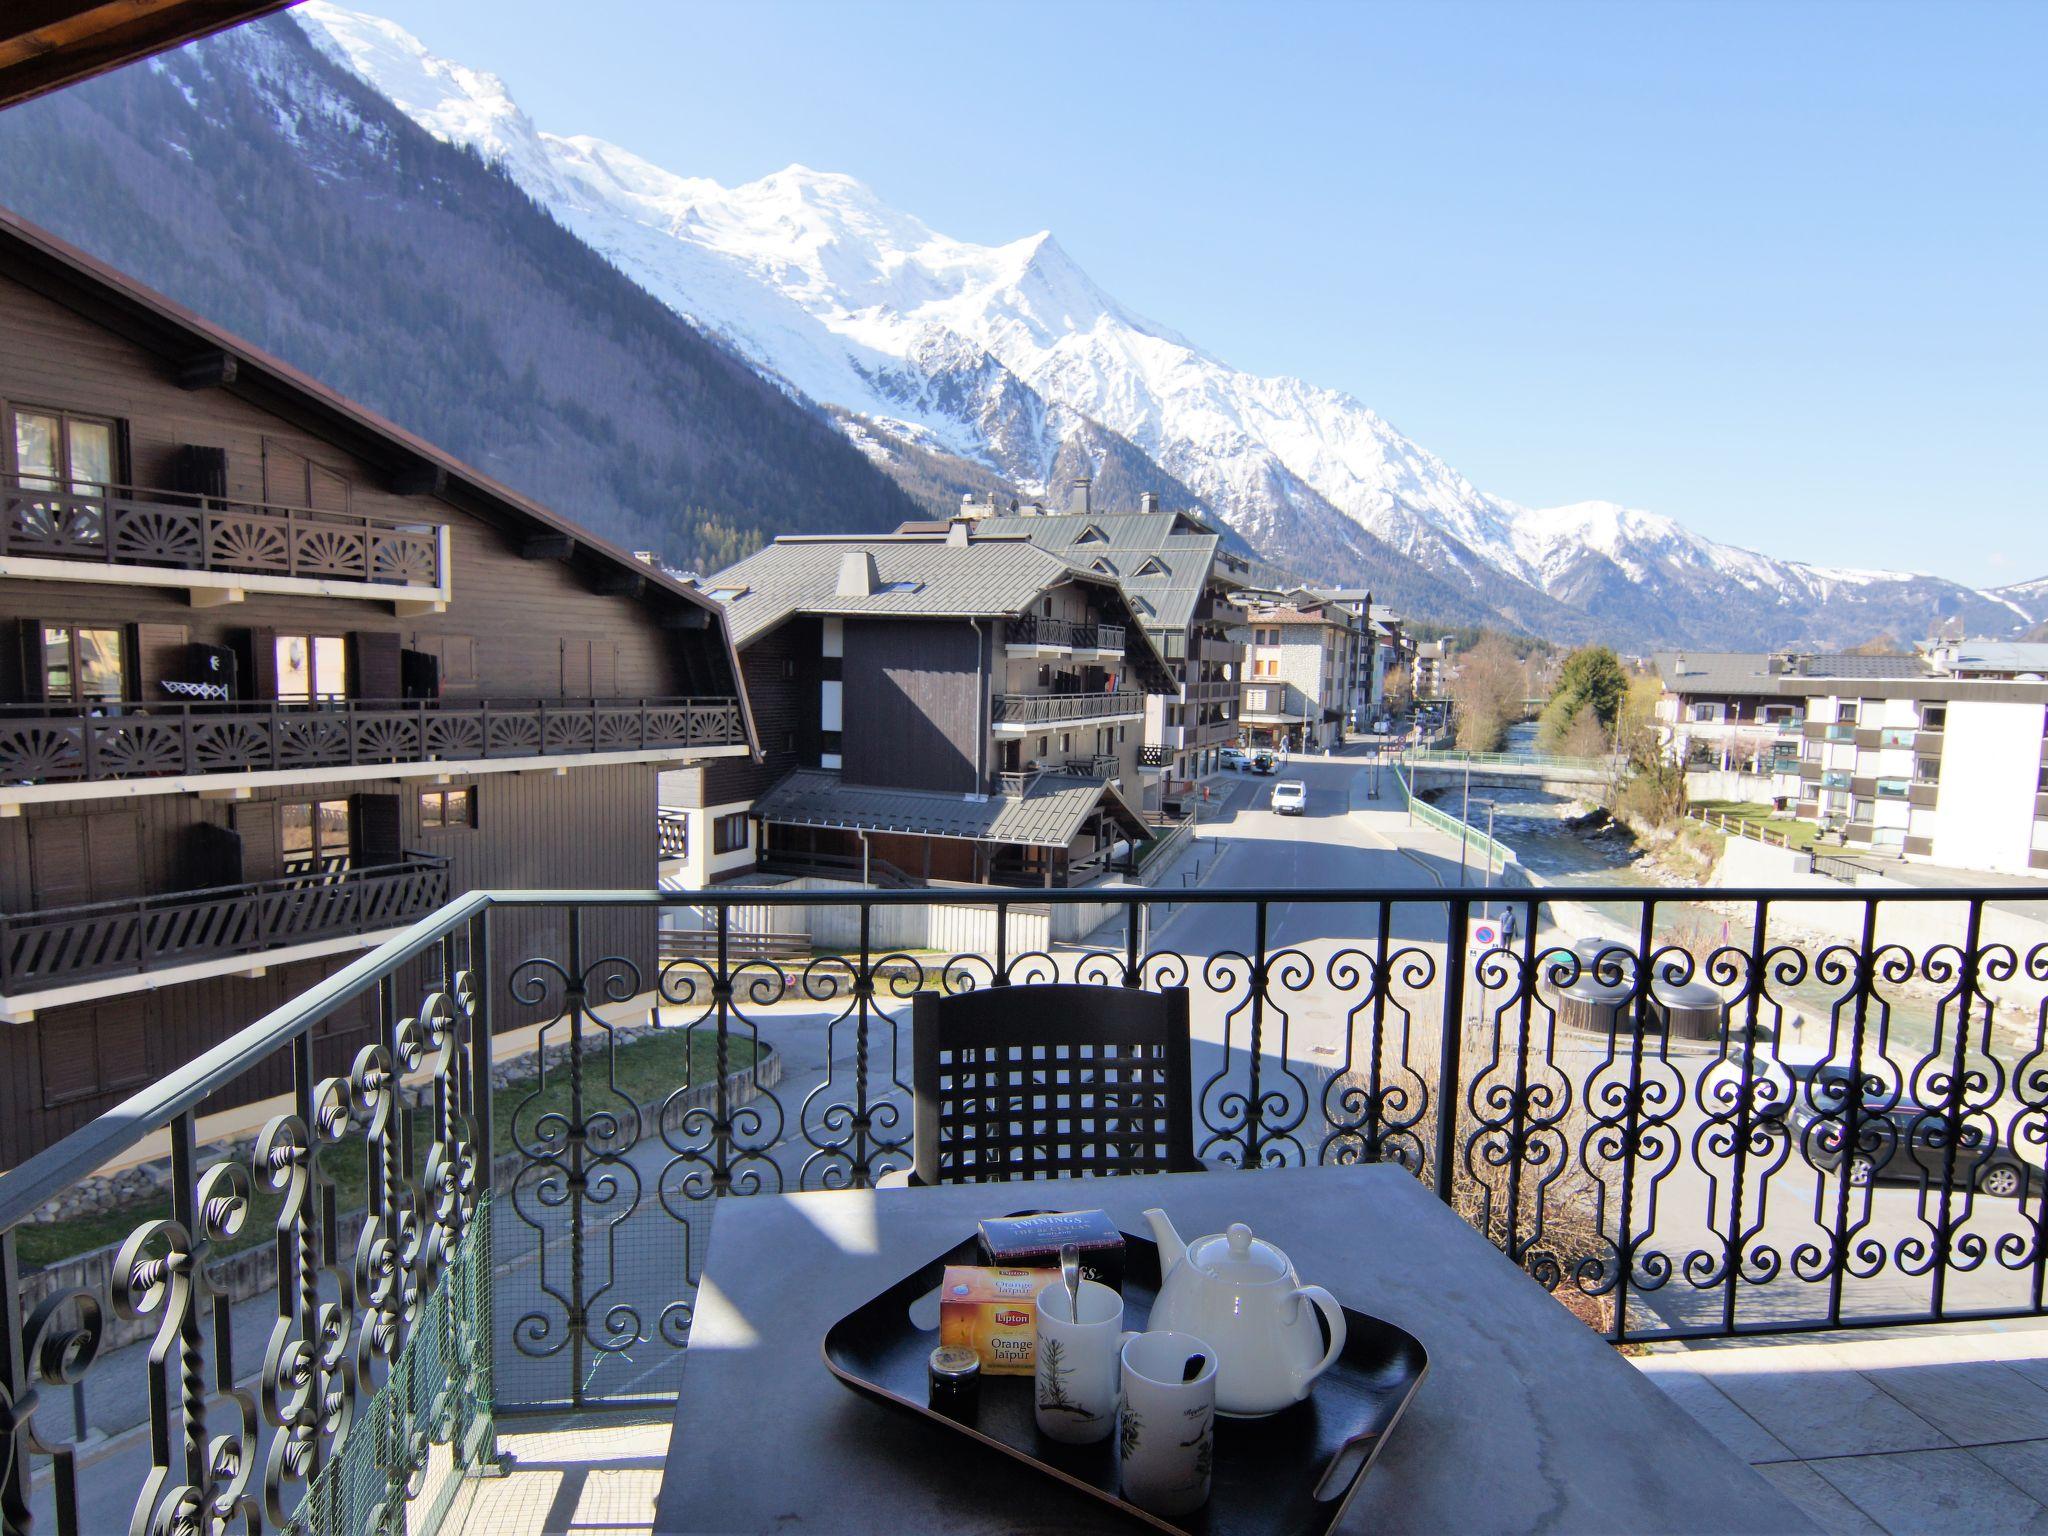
[937,1265,1055,1376]
[978,1209,1126,1290]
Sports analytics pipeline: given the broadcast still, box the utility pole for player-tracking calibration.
[1458,756,1473,886]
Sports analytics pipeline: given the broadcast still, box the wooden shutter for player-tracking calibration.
[96,1003,152,1093]
[245,627,278,700]
[26,817,91,910]
[168,445,228,501]
[307,463,350,513]
[12,618,47,703]
[351,631,403,700]
[84,811,142,902]
[133,622,190,697]
[182,823,243,891]
[37,1010,99,1106]
[232,802,281,882]
[262,441,309,506]
[353,793,403,867]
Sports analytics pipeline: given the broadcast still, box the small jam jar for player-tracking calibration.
[927,1344,981,1418]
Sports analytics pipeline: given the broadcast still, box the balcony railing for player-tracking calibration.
[6,881,2048,1534]
[0,695,747,785]
[658,807,690,859]
[1061,753,1120,778]
[991,690,1145,727]
[1,472,443,588]
[0,853,447,996]
[1004,615,1124,652]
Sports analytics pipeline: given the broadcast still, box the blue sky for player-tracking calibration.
[353,0,2043,586]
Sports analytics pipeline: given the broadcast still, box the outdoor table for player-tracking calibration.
[654,1164,1810,1534]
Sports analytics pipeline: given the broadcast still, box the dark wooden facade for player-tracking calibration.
[0,222,747,1167]
[842,619,985,793]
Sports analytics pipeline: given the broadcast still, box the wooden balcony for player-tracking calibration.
[0,695,747,789]
[1,473,447,610]
[1003,615,1125,656]
[0,853,447,998]
[990,691,1145,731]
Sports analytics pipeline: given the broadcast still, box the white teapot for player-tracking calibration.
[1142,1208,1347,1417]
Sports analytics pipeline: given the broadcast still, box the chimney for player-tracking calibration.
[1069,476,1093,515]
[1139,491,1160,514]
[1673,653,1687,676]
[835,550,877,597]
[945,520,970,547]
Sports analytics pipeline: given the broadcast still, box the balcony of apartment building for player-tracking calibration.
[9,880,2048,1536]
[0,692,748,803]
[990,687,1146,731]
[1238,680,1310,724]
[1002,613,1125,660]
[2,467,450,614]
[0,848,448,1018]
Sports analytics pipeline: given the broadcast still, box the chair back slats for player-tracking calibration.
[911,984,1196,1185]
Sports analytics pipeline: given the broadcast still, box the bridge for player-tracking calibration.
[1398,748,1618,793]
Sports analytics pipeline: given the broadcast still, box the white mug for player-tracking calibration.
[1033,1278,1133,1445]
[1117,1330,1217,1518]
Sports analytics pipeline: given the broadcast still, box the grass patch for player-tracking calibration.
[1693,799,1819,851]
[14,1025,758,1272]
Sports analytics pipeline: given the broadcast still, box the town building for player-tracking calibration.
[662,524,1175,887]
[1229,591,1369,752]
[1413,637,1452,703]
[969,482,1247,796]
[1367,607,1413,714]
[0,209,750,1165]
[1314,587,1379,727]
[1651,650,1806,793]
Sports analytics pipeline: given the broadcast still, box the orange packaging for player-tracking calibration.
[937,1265,1056,1376]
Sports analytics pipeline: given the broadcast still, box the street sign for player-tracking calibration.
[1469,916,1503,950]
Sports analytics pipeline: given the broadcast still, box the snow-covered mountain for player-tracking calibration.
[293,3,2027,648]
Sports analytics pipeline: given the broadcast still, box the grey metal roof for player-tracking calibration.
[1795,653,1930,680]
[1940,641,2048,676]
[752,768,1146,848]
[1654,651,1795,695]
[703,534,1176,689]
[974,513,1224,634]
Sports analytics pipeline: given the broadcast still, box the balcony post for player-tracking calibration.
[0,1225,28,1532]
[1433,892,1469,1203]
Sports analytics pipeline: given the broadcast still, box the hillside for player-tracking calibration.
[0,17,922,571]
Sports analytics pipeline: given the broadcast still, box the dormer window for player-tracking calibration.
[1091,558,1118,576]
[1075,524,1108,544]
[1136,556,1169,577]
[1129,596,1155,618]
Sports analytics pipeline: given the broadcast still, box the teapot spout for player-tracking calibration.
[1142,1208,1187,1273]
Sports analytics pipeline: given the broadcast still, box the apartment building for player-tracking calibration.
[971,484,1247,795]
[0,210,750,1164]
[1652,650,1806,792]
[1413,637,1452,702]
[1230,591,1368,752]
[664,525,1174,887]
[1315,587,1378,727]
[1787,644,2048,874]
[1368,607,1413,713]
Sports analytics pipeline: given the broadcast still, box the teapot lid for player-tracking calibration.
[1187,1223,1291,1285]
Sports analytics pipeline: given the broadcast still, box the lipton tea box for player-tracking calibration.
[937,1265,1055,1375]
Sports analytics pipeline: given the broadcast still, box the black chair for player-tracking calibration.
[910,983,1200,1185]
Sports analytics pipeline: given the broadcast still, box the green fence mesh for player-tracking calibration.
[293,1196,497,1536]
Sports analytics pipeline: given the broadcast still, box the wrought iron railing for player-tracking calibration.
[991,691,1146,727]
[5,880,2048,1532]
[657,808,689,860]
[1,472,442,588]
[0,695,747,785]
[1003,615,1125,653]
[0,854,449,997]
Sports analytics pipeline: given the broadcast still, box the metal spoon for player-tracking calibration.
[1061,1243,1082,1322]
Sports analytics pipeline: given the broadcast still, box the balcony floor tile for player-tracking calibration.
[447,1412,669,1536]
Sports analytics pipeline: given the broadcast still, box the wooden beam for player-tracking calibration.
[592,570,645,598]
[173,348,237,390]
[0,1,294,110]
[519,534,575,562]
[390,463,447,497]
[656,605,712,631]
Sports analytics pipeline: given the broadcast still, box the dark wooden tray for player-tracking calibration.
[822,1227,1429,1536]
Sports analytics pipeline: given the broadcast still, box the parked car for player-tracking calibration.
[1794,1086,2042,1198]
[1219,747,1251,771]
[1373,717,1392,735]
[1270,780,1307,815]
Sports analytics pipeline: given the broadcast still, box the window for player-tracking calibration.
[1920,703,1947,731]
[1837,703,1859,725]
[713,812,749,855]
[1875,778,1910,799]
[781,657,797,679]
[420,787,475,830]
[820,679,843,731]
[1916,757,1941,784]
[9,406,115,493]
[276,634,348,702]
[41,623,125,702]
[1689,703,1724,723]
[281,799,352,872]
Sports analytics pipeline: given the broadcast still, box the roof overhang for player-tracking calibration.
[0,1,294,109]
